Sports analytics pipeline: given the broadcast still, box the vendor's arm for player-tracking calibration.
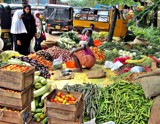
[72,45,85,53]
[70,45,86,56]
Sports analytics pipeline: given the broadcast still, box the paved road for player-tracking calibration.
[45,32,61,41]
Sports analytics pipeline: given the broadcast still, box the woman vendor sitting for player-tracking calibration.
[70,41,96,72]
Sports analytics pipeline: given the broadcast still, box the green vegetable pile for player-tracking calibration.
[57,37,77,49]
[96,81,153,124]
[60,31,80,43]
[130,26,160,45]
[104,49,119,61]
[31,72,56,123]
[63,83,100,120]
[92,32,99,40]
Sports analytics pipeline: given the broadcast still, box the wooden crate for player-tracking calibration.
[0,64,35,91]
[48,114,83,124]
[0,105,32,124]
[44,89,84,122]
[0,85,33,110]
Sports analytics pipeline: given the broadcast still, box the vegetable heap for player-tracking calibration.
[18,56,50,78]
[57,37,77,49]
[36,50,53,61]
[104,49,119,61]
[45,46,72,62]
[60,31,80,43]
[63,84,100,119]
[32,72,56,123]
[98,32,108,40]
[50,92,77,105]
[1,64,29,72]
[90,47,106,64]
[28,53,53,71]
[96,81,153,124]
[119,50,136,58]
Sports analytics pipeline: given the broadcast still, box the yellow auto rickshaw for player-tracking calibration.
[73,8,129,37]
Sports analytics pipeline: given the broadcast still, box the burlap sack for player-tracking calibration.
[148,95,160,124]
[137,76,160,99]
[133,37,148,45]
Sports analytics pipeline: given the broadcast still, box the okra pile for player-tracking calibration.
[96,81,153,124]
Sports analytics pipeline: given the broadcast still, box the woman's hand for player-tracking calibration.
[17,40,21,45]
[69,51,74,57]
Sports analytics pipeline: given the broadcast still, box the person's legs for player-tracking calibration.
[21,34,32,55]
[73,54,82,72]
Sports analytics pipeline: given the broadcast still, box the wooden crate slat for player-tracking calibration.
[45,89,84,122]
[48,115,83,124]
[0,85,33,110]
[47,108,77,120]
[0,64,34,91]
[0,105,31,124]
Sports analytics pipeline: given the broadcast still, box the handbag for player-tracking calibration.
[42,32,46,40]
[40,18,46,40]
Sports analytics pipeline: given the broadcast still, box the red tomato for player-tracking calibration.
[72,97,77,101]
[51,99,55,102]
[68,101,74,104]
[57,92,62,97]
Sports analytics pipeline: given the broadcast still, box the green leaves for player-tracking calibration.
[97,0,137,6]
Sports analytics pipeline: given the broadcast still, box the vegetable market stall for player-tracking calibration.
[0,26,160,124]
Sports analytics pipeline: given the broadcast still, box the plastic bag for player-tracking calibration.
[53,55,63,70]
[103,121,115,124]
[30,37,35,52]
[84,118,96,124]
[104,61,114,69]
[111,61,123,71]
[131,66,144,73]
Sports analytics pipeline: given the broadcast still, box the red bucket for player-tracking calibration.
[65,61,76,68]
[94,40,102,47]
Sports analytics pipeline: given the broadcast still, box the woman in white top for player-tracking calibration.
[11,10,27,54]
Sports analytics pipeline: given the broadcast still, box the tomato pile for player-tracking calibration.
[1,65,29,72]
[50,92,77,105]
[90,47,106,63]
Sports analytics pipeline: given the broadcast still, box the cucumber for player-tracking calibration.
[41,117,48,124]
[35,96,41,107]
[34,76,41,84]
[40,78,47,85]
[31,99,36,112]
[33,113,42,122]
[35,108,43,113]
[39,113,45,119]
[39,102,44,107]
[35,83,43,89]
[35,71,40,76]
[34,83,51,98]
[40,92,51,105]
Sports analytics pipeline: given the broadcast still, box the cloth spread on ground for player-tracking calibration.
[87,70,106,79]
[50,64,115,88]
[53,70,75,80]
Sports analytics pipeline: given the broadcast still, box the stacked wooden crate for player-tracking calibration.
[0,64,35,124]
[44,89,84,124]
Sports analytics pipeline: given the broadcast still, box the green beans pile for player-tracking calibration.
[63,83,100,119]
[96,81,153,124]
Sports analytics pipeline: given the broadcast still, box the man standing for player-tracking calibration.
[81,23,95,34]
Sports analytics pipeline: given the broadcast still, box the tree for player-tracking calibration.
[65,0,97,7]
[107,7,118,42]
[97,0,137,6]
